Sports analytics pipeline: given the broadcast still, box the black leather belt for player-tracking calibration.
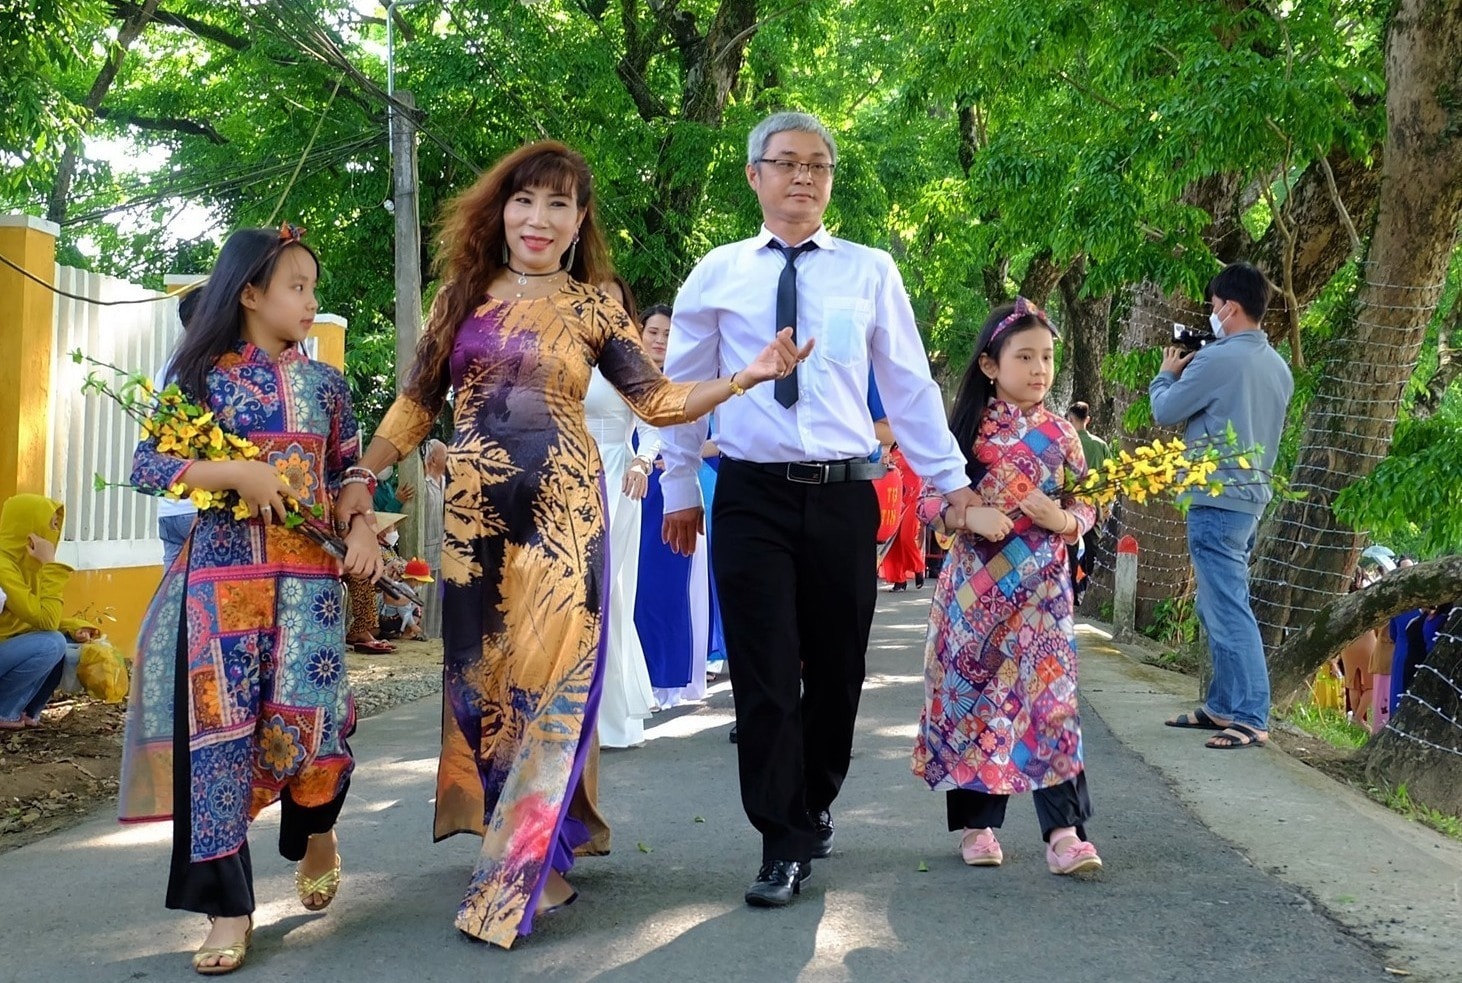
[733,458,887,484]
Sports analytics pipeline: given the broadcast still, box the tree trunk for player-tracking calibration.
[46,0,162,224]
[1057,256,1111,420]
[1084,282,1207,621]
[636,0,759,299]
[1251,0,1462,655]
[1249,148,1382,340]
[1019,250,1066,308]
[1267,555,1462,704]
[1364,608,1462,818]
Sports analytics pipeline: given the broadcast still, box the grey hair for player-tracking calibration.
[747,112,838,165]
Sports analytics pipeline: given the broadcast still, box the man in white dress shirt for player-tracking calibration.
[660,111,980,907]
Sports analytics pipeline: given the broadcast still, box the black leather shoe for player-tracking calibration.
[744,860,810,907]
[810,810,835,858]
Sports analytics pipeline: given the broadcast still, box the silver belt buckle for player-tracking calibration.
[786,462,826,484]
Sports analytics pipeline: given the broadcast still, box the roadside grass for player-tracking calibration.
[1279,705,1462,843]
[1369,783,1462,842]
[1278,703,1370,749]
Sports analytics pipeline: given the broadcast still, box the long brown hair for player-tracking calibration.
[406,140,614,411]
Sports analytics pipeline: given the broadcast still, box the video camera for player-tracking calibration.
[1171,322,1214,354]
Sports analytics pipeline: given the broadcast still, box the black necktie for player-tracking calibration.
[769,240,818,407]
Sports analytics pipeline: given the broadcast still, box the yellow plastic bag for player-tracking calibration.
[1310,665,1344,711]
[76,638,130,703]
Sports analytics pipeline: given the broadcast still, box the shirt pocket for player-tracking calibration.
[816,297,872,367]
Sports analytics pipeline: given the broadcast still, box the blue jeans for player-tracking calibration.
[0,631,67,722]
[1187,505,1270,730]
[159,513,196,570]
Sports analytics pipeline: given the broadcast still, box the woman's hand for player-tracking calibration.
[964,507,1014,541]
[1017,490,1067,533]
[229,460,291,522]
[25,534,57,565]
[70,626,100,643]
[335,482,374,532]
[740,327,815,385]
[342,522,383,580]
[622,459,651,500]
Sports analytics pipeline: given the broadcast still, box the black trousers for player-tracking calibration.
[946,771,1093,842]
[1068,527,1098,600]
[165,592,348,917]
[712,459,879,862]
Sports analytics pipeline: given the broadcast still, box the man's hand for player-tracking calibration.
[1160,346,1196,377]
[662,507,704,557]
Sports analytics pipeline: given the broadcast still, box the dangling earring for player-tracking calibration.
[501,243,510,265]
[562,233,579,273]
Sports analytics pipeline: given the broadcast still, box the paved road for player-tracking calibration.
[0,592,1411,982]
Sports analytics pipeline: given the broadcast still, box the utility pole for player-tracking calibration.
[377,0,431,582]
[391,88,425,565]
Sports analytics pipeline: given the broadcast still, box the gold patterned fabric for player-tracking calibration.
[377,281,693,947]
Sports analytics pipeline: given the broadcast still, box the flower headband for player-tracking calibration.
[988,295,1056,347]
[277,222,306,243]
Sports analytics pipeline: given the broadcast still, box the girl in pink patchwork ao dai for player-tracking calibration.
[911,298,1103,876]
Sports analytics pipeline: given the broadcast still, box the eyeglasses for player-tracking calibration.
[755,158,836,179]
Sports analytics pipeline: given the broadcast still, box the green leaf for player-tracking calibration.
[917,860,929,872]
[636,841,652,854]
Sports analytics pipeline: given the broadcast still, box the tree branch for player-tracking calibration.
[1316,145,1364,259]
[1412,300,1460,419]
[94,107,228,144]
[1268,555,1462,705]
[106,0,249,50]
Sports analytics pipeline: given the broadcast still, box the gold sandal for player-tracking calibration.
[296,854,342,911]
[193,918,252,976]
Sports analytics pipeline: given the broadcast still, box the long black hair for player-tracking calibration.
[166,228,319,401]
[947,299,1056,486]
[639,303,672,324]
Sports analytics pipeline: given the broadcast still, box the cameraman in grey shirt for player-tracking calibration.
[1149,263,1293,749]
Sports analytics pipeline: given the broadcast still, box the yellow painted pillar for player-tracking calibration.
[0,214,59,502]
[311,313,347,371]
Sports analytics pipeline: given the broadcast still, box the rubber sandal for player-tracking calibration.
[1047,835,1103,875]
[296,854,342,911]
[351,639,395,654]
[1205,724,1268,749]
[959,828,1003,867]
[1164,708,1229,730]
[193,917,252,975]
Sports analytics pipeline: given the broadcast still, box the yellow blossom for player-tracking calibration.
[189,488,216,509]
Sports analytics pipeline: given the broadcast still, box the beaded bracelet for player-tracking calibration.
[341,467,378,495]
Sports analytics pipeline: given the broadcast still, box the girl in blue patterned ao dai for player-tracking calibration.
[911,298,1104,876]
[119,227,382,975]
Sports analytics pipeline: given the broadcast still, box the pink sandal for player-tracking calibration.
[959,828,1004,866]
[1046,834,1103,875]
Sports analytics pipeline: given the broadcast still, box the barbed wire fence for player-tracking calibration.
[1077,267,1456,749]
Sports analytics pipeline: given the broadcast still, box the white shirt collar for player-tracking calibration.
[752,224,839,252]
